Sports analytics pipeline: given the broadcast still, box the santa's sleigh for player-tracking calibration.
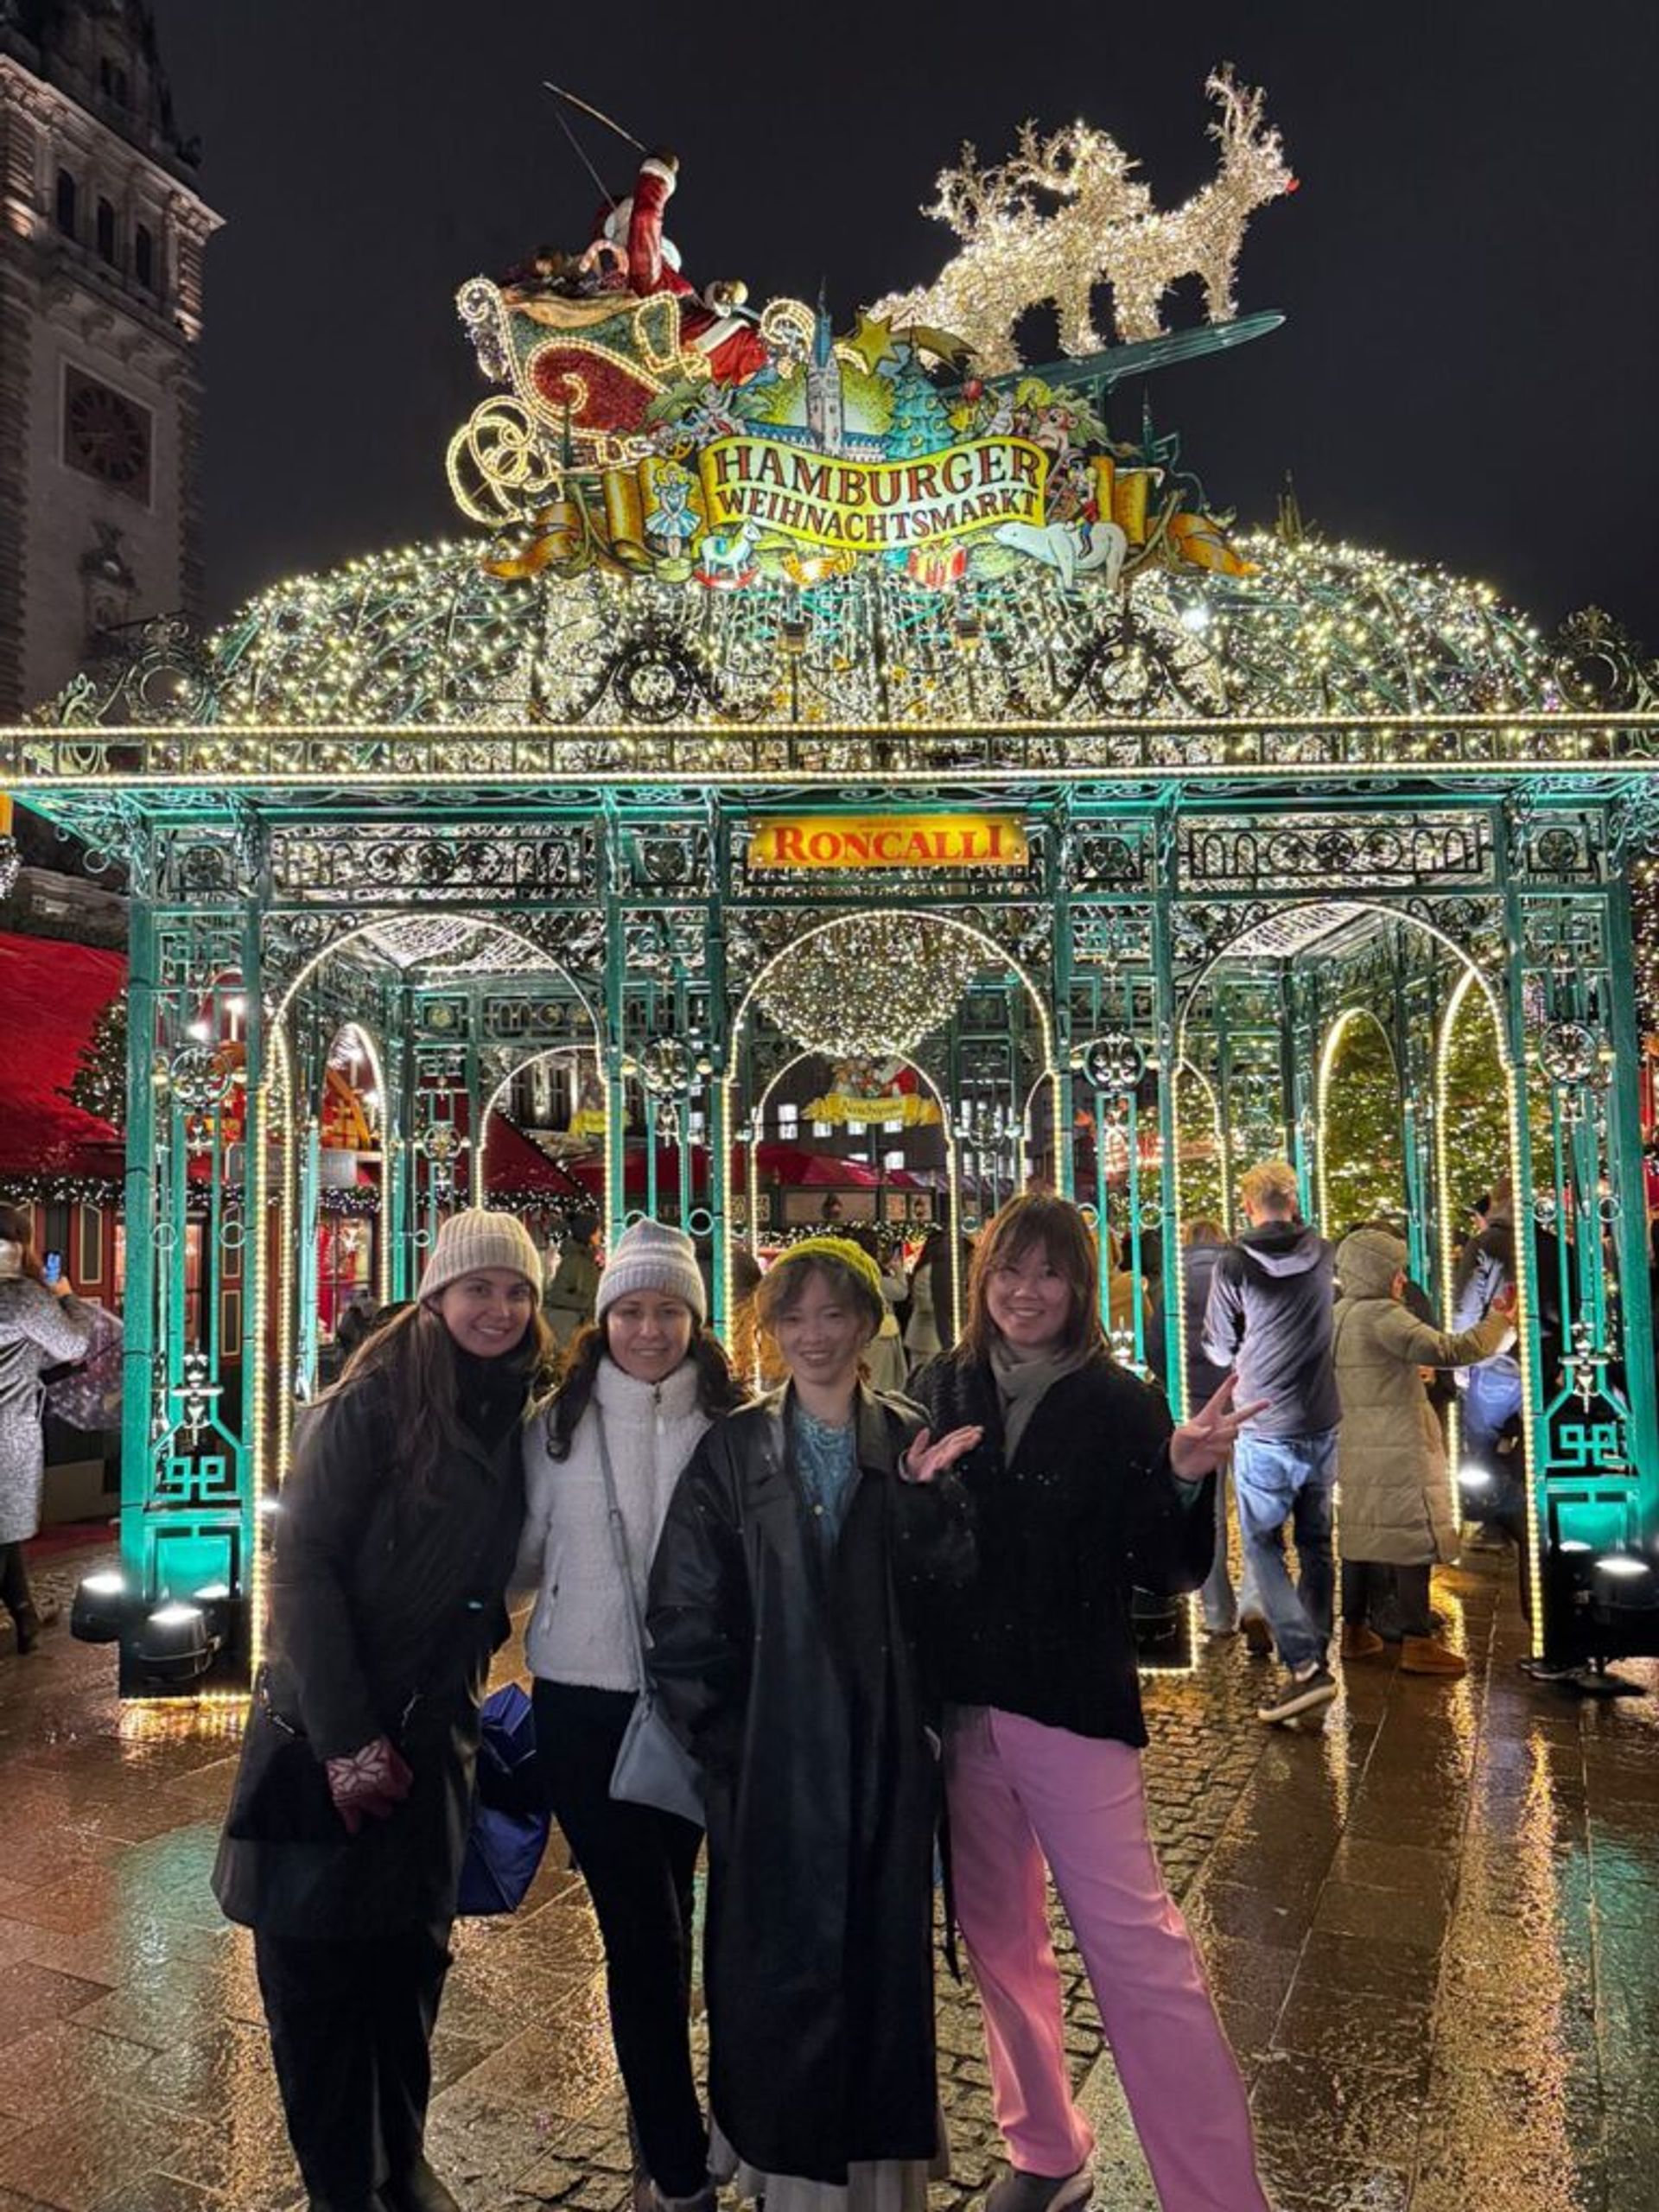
[449,277,689,515]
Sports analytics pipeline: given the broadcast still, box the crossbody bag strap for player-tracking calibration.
[593,1407,651,1696]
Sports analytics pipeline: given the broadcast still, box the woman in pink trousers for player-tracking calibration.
[912,1194,1269,2212]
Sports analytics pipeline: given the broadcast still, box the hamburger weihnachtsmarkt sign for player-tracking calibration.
[446,69,1296,596]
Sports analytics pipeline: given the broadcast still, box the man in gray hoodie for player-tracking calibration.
[1203,1160,1341,1723]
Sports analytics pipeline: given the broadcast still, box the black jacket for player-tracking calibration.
[646,1384,972,2183]
[912,1351,1214,1747]
[213,1360,529,1937]
[1202,1221,1340,1437]
[1182,1242,1231,1409]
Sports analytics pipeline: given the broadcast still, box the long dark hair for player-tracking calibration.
[545,1317,747,1460]
[960,1193,1108,1364]
[333,1299,559,1493]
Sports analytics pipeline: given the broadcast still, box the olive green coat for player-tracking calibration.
[1332,1229,1512,1567]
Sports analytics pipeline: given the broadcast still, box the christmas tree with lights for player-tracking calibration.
[65,988,126,1131]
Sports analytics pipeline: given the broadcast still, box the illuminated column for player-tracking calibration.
[118,827,158,1601]
[1151,817,1183,1408]
[1052,847,1077,1202]
[1604,868,1659,1548]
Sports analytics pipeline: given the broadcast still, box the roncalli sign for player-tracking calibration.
[747,814,1030,868]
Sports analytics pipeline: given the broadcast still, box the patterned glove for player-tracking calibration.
[325,1735,414,1835]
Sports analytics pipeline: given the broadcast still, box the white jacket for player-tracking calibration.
[519,1355,709,1691]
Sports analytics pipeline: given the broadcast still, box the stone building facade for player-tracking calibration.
[0,0,218,718]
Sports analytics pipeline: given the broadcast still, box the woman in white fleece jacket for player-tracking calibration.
[520,1220,745,2212]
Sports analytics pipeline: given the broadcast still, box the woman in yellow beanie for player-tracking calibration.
[647,1235,982,2212]
[215,1208,556,2212]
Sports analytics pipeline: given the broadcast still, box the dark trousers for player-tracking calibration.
[254,1918,451,2205]
[1342,1559,1433,1640]
[534,1678,706,2196]
[0,1542,33,1625]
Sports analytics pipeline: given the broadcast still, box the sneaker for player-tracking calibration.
[984,2166,1093,2212]
[1256,1665,1338,1724]
[1240,1611,1274,1659]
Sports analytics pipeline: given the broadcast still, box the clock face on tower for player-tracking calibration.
[62,367,152,501]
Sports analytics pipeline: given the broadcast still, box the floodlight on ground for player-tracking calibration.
[69,1571,130,1644]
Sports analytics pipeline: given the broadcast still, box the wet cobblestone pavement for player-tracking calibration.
[0,1541,1651,2209]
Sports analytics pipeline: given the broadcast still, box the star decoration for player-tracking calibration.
[843,309,899,376]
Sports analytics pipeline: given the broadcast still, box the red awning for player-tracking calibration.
[555,1139,924,1198]
[482,1114,594,1202]
[0,931,125,1181]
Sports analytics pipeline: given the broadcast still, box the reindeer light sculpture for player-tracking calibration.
[874,69,1296,373]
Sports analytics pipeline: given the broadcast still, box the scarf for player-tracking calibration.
[988,1339,1088,1460]
[451,1339,533,1449]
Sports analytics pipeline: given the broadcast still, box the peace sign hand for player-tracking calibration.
[1169,1374,1270,1481]
[899,1425,985,1485]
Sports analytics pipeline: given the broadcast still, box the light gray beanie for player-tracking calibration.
[596,1219,707,1325]
[420,1209,543,1300]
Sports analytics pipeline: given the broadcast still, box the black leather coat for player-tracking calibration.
[213,1366,527,1938]
[645,1384,972,2183]
[913,1350,1214,1746]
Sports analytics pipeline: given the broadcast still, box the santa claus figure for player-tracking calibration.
[586,151,770,385]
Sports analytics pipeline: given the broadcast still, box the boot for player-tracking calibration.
[1400,1635,1467,1678]
[379,2160,461,2212]
[0,1542,35,1649]
[1340,1622,1386,1661]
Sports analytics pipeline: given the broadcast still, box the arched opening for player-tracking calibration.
[264,908,601,1402]
[1175,897,1535,1621]
[725,909,1055,1341]
[1317,1007,1405,1232]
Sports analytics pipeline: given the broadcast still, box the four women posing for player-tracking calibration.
[222,1198,1266,2212]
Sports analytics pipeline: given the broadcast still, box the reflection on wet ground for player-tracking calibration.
[0,1541,1649,2209]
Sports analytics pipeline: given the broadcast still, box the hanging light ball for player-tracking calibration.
[755,915,985,1057]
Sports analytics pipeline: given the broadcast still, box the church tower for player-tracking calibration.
[0,1,219,718]
[804,286,845,457]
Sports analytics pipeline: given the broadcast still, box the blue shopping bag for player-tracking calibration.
[458,1682,550,1915]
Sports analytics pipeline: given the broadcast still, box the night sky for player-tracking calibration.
[146,0,1659,645]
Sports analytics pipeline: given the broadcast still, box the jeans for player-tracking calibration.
[1198,1466,1261,1633]
[1231,1427,1338,1672]
[1459,1361,1524,1526]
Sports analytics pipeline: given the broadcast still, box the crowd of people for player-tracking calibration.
[212,1163,1529,2212]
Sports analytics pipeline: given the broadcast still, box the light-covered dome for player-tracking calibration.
[53,531,1557,757]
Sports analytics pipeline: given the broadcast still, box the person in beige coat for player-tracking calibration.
[1332,1226,1515,1677]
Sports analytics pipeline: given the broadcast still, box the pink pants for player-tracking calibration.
[944,1707,1268,2212]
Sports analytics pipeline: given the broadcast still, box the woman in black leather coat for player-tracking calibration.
[645,1236,978,2211]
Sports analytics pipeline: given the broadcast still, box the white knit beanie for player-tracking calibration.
[596,1219,706,1325]
[420,1209,543,1301]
